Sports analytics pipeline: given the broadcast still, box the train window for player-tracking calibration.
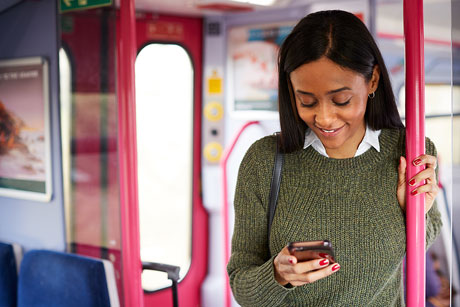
[398,85,460,165]
[398,85,460,117]
[135,44,193,291]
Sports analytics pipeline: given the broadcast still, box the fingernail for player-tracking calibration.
[331,264,340,272]
[409,178,416,186]
[413,158,422,166]
[319,259,329,266]
[411,189,418,196]
[319,253,328,258]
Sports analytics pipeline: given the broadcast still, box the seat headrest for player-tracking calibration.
[18,250,118,307]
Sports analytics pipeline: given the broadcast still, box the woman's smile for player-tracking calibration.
[315,125,345,137]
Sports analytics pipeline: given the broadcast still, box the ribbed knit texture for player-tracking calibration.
[227,128,442,307]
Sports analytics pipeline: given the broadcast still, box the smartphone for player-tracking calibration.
[287,240,336,263]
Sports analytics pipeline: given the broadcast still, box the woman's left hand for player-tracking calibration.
[397,155,439,214]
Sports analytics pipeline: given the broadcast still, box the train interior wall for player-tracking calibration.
[0,0,65,252]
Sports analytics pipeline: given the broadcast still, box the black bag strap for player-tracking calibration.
[267,133,284,251]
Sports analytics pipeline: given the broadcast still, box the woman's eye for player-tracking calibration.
[333,99,351,106]
[300,101,316,108]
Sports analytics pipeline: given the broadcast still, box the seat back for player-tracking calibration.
[17,250,119,307]
[0,242,21,307]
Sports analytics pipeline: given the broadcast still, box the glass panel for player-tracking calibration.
[398,85,460,117]
[397,85,459,170]
[59,9,122,297]
[135,44,194,291]
[419,1,454,305]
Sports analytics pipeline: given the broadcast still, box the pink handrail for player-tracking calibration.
[221,121,260,307]
[404,0,426,305]
[118,0,144,306]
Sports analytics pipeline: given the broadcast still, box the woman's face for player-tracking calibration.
[290,57,379,158]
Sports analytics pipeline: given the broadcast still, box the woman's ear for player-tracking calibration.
[369,65,380,94]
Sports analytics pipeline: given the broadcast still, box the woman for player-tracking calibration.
[227,10,442,306]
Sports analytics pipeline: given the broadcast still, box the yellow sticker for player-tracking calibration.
[203,142,223,163]
[204,102,224,122]
[208,70,222,95]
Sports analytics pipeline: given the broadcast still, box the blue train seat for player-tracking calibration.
[17,250,119,307]
[0,242,22,307]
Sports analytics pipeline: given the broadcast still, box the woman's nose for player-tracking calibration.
[314,104,336,128]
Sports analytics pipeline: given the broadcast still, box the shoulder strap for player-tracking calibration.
[267,133,284,251]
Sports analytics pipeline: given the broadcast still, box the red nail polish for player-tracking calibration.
[413,158,421,166]
[409,179,416,186]
[331,264,340,272]
[319,253,328,258]
[288,258,294,264]
[319,259,329,266]
[411,189,418,196]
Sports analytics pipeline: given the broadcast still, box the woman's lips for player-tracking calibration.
[316,125,344,137]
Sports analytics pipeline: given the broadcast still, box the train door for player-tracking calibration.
[60,8,207,306]
[134,13,208,307]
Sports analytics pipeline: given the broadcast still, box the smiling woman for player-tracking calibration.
[227,10,442,307]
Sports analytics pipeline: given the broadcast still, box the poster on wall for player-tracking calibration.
[0,57,52,202]
[228,22,293,118]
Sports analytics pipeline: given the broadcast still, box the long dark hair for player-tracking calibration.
[278,10,403,153]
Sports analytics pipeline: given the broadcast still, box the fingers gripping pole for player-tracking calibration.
[404,0,426,305]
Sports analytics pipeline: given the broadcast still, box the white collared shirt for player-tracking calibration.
[303,125,381,157]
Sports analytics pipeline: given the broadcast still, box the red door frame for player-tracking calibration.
[134,12,208,307]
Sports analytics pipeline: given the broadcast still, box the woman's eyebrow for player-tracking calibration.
[296,87,352,96]
[327,87,352,94]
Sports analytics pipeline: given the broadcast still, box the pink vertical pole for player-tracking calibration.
[118,0,144,306]
[404,0,426,306]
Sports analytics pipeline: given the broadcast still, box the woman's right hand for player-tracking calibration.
[273,246,341,287]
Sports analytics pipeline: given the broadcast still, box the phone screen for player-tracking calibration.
[287,240,336,263]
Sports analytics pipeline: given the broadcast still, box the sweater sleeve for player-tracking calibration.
[425,137,443,249]
[227,138,294,307]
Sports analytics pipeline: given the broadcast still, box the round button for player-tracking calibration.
[203,142,223,163]
[204,102,224,122]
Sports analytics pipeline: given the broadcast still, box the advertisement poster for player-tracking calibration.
[0,57,51,201]
[228,22,293,114]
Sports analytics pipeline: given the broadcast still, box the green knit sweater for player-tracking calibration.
[227,128,442,307]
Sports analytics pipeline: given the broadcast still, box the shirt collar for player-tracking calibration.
[304,128,329,156]
[303,125,381,157]
[360,125,381,153]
